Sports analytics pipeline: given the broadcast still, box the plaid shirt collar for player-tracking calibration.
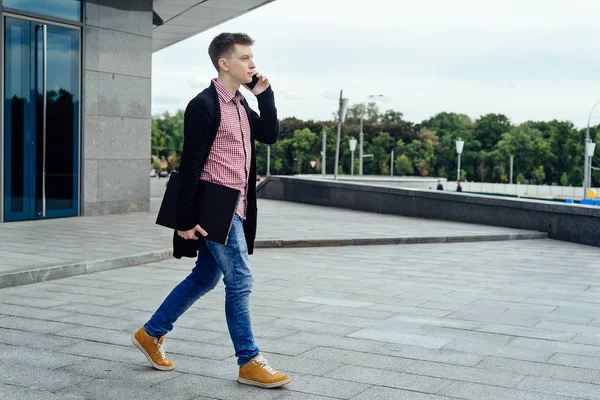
[212,78,244,103]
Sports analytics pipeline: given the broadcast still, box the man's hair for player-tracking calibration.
[208,33,254,71]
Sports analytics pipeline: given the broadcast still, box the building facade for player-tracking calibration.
[0,0,273,223]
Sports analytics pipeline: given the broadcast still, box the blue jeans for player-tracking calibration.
[144,215,259,366]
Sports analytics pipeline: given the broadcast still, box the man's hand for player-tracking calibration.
[247,72,270,96]
[177,224,208,240]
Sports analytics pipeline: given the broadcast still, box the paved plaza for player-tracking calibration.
[1,179,600,399]
[0,179,543,288]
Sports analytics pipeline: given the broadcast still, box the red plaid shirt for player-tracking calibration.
[200,79,252,219]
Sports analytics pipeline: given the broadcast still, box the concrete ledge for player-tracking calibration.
[257,176,600,248]
[254,233,546,249]
[0,250,171,289]
[0,233,546,289]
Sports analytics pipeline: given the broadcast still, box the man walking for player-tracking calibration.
[132,33,291,389]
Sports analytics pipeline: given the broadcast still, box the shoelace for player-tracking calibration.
[155,339,167,360]
[256,356,277,375]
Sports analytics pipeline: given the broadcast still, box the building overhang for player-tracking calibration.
[152,0,275,52]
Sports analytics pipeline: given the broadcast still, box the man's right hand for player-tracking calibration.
[177,224,208,240]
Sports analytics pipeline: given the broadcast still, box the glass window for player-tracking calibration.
[3,0,81,22]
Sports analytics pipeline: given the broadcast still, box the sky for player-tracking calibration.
[151,0,600,129]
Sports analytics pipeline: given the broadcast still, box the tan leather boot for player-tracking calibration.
[238,353,291,388]
[132,327,175,371]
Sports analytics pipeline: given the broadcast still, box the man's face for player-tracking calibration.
[221,44,256,84]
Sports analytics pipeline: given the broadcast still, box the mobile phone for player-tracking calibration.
[247,74,259,90]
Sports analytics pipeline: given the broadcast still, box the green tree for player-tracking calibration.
[533,165,546,184]
[473,114,512,152]
[560,172,569,186]
[395,154,413,175]
[366,131,394,174]
[290,128,319,173]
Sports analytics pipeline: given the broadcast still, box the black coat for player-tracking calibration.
[173,81,279,259]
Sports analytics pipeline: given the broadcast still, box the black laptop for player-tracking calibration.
[156,172,241,245]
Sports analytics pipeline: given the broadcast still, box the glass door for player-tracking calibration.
[3,16,80,221]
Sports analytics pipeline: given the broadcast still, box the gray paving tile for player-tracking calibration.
[266,318,359,336]
[369,303,452,317]
[58,340,146,364]
[45,285,128,298]
[501,309,594,326]
[253,352,342,376]
[301,347,416,373]
[351,386,454,400]
[406,360,524,387]
[281,332,387,353]
[547,353,600,371]
[164,337,235,360]
[509,337,600,357]
[53,302,149,321]
[442,340,555,362]
[472,299,558,313]
[477,356,599,383]
[534,321,600,335]
[294,296,374,308]
[409,326,514,345]
[251,305,338,323]
[516,376,600,399]
[58,378,185,400]
[386,314,485,330]
[348,328,453,349]
[148,373,286,400]
[376,343,485,367]
[57,313,141,331]
[59,358,181,384]
[475,323,577,342]
[165,354,237,380]
[53,325,134,346]
[444,311,539,327]
[0,303,73,320]
[1,343,88,370]
[309,304,397,319]
[325,365,451,393]
[0,315,78,333]
[256,337,319,357]
[0,360,93,392]
[0,385,78,400]
[281,374,371,399]
[571,333,600,346]
[33,291,131,306]
[0,327,80,349]
[439,381,579,400]
[0,294,71,308]
[273,393,339,400]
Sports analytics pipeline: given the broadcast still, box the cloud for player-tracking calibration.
[187,76,212,88]
[151,0,600,128]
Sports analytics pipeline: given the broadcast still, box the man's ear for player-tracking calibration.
[218,58,229,72]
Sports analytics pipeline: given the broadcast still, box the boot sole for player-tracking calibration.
[238,376,292,388]
[131,334,175,371]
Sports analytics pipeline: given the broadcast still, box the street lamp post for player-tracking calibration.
[584,100,600,199]
[267,145,271,176]
[321,127,327,176]
[586,141,597,197]
[359,94,384,176]
[334,90,349,180]
[456,138,464,181]
[349,138,357,175]
[509,155,514,184]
